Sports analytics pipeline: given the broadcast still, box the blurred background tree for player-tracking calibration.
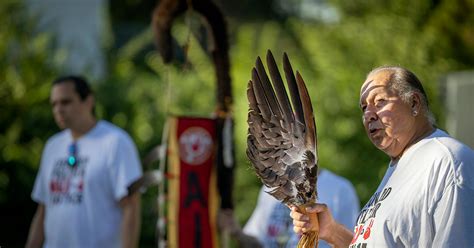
[1,0,472,246]
[0,0,58,243]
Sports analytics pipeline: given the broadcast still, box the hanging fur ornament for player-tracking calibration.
[246,50,319,248]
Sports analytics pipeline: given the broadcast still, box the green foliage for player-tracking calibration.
[1,0,473,246]
[0,0,58,245]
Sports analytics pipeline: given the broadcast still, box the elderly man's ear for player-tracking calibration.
[411,93,422,116]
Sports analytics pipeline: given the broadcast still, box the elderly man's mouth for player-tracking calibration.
[369,128,383,136]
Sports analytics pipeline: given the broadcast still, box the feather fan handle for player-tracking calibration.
[246,50,319,247]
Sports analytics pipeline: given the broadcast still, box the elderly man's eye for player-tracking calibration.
[375,99,385,107]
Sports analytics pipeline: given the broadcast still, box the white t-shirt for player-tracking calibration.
[350,129,474,248]
[32,120,142,248]
[244,169,360,248]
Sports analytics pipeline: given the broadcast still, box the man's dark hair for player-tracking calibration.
[52,75,93,101]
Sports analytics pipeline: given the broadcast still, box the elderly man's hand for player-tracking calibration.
[290,203,354,247]
[290,203,331,235]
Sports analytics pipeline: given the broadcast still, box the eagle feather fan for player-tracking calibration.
[246,50,319,247]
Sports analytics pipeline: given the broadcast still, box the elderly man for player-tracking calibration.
[290,66,474,247]
[26,76,142,248]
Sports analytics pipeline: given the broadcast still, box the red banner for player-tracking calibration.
[167,116,218,248]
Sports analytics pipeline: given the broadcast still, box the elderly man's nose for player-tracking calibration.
[364,110,377,122]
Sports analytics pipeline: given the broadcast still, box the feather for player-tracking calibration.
[247,51,320,248]
[246,50,318,207]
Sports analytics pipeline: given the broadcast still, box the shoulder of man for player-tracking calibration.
[418,129,474,190]
[320,169,356,190]
[422,129,474,165]
[94,120,136,142]
[44,129,70,149]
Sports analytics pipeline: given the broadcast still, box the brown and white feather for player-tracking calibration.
[246,50,318,206]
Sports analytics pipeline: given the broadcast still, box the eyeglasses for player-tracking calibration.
[68,142,77,167]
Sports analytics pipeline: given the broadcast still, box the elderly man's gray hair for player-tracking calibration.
[368,66,436,125]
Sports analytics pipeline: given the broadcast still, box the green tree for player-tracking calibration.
[1,0,473,246]
[0,1,58,245]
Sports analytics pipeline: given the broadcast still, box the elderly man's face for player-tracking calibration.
[359,71,416,158]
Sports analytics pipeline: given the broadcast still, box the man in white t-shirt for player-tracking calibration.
[243,169,359,248]
[290,66,474,247]
[26,76,143,248]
